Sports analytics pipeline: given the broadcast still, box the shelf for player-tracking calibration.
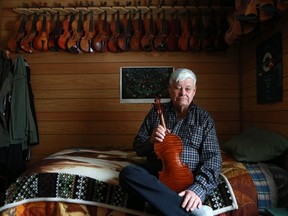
[13,5,233,16]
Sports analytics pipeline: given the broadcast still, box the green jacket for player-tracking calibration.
[9,55,39,150]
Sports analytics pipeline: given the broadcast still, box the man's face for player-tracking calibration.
[168,78,196,109]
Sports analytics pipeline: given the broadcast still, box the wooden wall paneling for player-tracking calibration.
[242,111,288,124]
[0,1,240,163]
[240,12,288,136]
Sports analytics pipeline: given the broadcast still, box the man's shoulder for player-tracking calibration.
[190,104,215,123]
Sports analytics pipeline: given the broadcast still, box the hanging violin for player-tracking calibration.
[154,9,168,51]
[178,9,192,52]
[166,10,181,51]
[118,10,133,51]
[80,10,95,53]
[201,6,217,52]
[129,9,143,51]
[8,14,27,53]
[108,10,122,53]
[214,8,229,51]
[154,97,194,193]
[140,9,156,52]
[92,11,109,52]
[67,10,84,53]
[20,12,38,53]
[58,12,74,50]
[189,8,203,52]
[48,11,62,51]
[33,11,50,51]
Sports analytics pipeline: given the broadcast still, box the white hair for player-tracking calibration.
[169,68,197,85]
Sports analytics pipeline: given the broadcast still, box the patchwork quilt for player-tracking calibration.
[0,148,242,215]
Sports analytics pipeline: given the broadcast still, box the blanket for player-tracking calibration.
[221,152,258,216]
[0,148,238,215]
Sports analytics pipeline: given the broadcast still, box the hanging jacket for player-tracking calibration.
[0,51,13,149]
[9,55,39,150]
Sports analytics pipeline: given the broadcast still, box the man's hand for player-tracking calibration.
[178,190,202,212]
[151,125,167,143]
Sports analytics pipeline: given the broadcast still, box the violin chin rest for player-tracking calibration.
[155,43,166,52]
[68,46,79,54]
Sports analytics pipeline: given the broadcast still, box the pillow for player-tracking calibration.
[222,126,288,162]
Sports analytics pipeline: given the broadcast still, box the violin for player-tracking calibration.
[178,9,191,52]
[154,97,194,193]
[117,10,133,51]
[140,10,156,52]
[67,11,84,53]
[189,8,203,52]
[224,0,254,45]
[33,11,50,51]
[8,14,27,53]
[48,11,62,51]
[130,10,144,51]
[108,11,122,53]
[166,10,181,51]
[80,10,95,53]
[58,12,74,50]
[20,12,38,53]
[92,11,109,52]
[214,8,229,51]
[201,7,217,51]
[154,10,168,51]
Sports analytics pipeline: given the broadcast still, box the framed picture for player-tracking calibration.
[120,66,174,103]
[256,32,283,104]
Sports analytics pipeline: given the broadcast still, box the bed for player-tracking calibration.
[0,126,288,216]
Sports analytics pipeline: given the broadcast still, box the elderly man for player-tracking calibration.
[119,68,222,216]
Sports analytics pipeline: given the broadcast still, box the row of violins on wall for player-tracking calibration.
[8,6,230,54]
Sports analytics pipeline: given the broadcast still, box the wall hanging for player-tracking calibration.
[120,66,173,103]
[256,31,282,104]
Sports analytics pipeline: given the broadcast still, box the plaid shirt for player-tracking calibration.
[133,101,222,201]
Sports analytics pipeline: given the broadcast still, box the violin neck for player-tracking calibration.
[159,113,167,130]
[89,11,94,32]
[155,96,167,130]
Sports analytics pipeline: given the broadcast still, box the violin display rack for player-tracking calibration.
[13,5,229,16]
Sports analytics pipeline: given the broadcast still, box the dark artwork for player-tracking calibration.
[256,32,283,104]
[120,67,173,103]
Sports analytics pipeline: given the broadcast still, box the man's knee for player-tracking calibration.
[190,205,213,216]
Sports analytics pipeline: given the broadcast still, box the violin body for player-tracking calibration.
[48,11,61,51]
[202,8,217,52]
[140,12,156,52]
[108,11,121,53]
[58,13,74,50]
[92,12,109,52]
[154,11,168,52]
[33,12,50,51]
[154,97,194,193]
[214,10,229,51]
[67,11,83,53]
[154,134,194,193]
[8,14,27,53]
[178,32,190,52]
[189,9,202,51]
[130,10,143,51]
[80,11,95,53]
[118,11,133,51]
[178,11,191,52]
[166,11,181,51]
[20,13,38,53]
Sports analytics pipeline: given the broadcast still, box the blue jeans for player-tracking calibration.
[119,164,213,216]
